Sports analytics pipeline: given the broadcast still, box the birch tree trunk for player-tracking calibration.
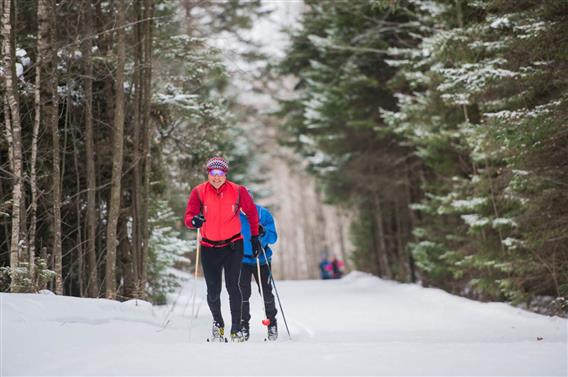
[28,0,46,286]
[105,0,127,299]
[3,96,13,173]
[2,0,25,293]
[3,81,14,255]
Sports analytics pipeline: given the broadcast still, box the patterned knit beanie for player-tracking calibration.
[206,156,229,172]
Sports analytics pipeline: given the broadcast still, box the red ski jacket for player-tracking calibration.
[184,181,259,247]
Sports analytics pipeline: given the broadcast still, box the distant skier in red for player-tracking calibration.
[331,256,344,279]
[184,156,261,342]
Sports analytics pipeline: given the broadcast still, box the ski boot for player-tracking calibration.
[267,320,278,341]
[230,329,246,342]
[240,321,250,341]
[208,321,225,342]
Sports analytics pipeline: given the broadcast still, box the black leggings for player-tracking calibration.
[200,240,243,332]
[239,262,277,325]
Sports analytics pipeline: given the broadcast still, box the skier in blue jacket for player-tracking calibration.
[239,204,278,341]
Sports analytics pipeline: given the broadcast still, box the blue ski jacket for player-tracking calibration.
[240,205,278,265]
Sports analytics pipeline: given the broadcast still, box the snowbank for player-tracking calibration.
[1,272,566,376]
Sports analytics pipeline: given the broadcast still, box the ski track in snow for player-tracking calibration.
[1,271,566,376]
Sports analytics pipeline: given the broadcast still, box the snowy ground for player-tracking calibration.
[1,271,566,376]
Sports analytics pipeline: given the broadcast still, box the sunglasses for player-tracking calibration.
[208,169,226,177]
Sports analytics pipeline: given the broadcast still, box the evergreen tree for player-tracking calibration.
[280,0,567,314]
[0,0,265,303]
[279,0,421,281]
[383,0,568,310]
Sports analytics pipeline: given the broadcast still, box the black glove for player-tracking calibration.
[191,214,205,228]
[251,235,262,258]
[258,224,266,237]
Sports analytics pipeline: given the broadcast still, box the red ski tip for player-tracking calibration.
[262,319,270,326]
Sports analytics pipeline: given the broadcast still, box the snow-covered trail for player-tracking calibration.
[2,272,566,376]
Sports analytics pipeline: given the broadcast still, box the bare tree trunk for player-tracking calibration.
[3,96,14,173]
[404,160,417,282]
[2,0,25,292]
[139,0,154,296]
[0,180,10,255]
[119,211,136,298]
[72,103,84,296]
[105,0,127,299]
[369,212,381,276]
[43,0,63,294]
[335,207,349,271]
[484,161,506,254]
[455,0,464,29]
[313,189,328,278]
[373,192,392,279]
[1,3,15,257]
[301,193,316,279]
[28,0,46,286]
[130,0,143,296]
[82,0,98,298]
[97,0,113,296]
[394,193,408,281]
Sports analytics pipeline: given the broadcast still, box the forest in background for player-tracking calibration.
[1,0,567,317]
[277,0,567,315]
[0,0,265,303]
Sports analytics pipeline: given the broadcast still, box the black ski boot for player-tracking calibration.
[230,323,246,342]
[267,320,278,341]
[230,330,246,342]
[240,321,250,341]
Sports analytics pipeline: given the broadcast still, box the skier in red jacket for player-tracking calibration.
[184,156,261,342]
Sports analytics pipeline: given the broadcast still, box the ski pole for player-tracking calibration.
[188,228,201,341]
[256,256,270,327]
[260,246,292,340]
[191,228,201,318]
[159,280,185,329]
